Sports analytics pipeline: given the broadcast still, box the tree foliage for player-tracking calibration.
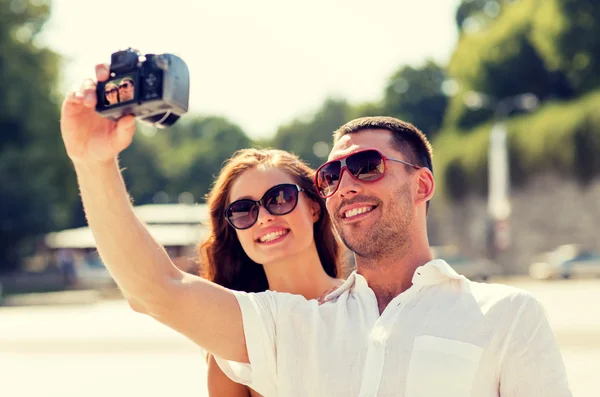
[0,0,77,272]
[132,116,253,205]
[455,0,505,32]
[530,0,600,93]
[382,61,449,139]
[271,98,352,168]
[3,0,600,272]
[445,0,574,130]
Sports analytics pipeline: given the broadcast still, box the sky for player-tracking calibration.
[41,0,461,138]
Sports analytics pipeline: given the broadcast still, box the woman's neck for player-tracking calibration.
[262,244,340,300]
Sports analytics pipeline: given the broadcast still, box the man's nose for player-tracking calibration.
[336,169,362,198]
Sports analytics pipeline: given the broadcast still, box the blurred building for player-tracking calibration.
[41,203,210,290]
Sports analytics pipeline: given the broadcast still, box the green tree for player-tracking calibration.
[572,114,600,185]
[0,0,77,272]
[445,0,572,130]
[349,101,384,120]
[119,132,169,205]
[270,98,351,168]
[455,0,508,32]
[140,116,252,203]
[531,0,600,93]
[382,61,449,139]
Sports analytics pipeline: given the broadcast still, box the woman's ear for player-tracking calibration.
[311,200,321,223]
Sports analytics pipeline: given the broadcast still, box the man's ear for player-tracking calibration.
[311,200,321,223]
[416,168,435,206]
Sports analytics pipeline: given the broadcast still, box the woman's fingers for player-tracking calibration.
[95,63,110,82]
[61,90,86,118]
[80,78,97,108]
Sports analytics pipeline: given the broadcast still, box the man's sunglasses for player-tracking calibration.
[314,149,422,198]
[224,183,304,230]
[119,82,132,89]
[105,88,118,95]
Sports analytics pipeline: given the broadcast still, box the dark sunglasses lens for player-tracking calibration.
[264,185,298,215]
[347,150,385,181]
[317,161,342,197]
[226,200,258,229]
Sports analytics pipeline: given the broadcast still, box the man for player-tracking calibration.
[118,77,135,102]
[60,64,570,396]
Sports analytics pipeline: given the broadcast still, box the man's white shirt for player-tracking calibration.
[214,259,571,397]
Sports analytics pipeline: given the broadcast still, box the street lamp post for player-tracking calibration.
[464,92,539,261]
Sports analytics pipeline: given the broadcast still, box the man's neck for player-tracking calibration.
[356,247,433,314]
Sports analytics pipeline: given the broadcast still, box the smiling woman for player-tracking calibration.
[104,82,119,105]
[198,147,346,397]
[200,148,343,292]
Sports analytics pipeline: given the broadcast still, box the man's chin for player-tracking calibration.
[340,235,371,255]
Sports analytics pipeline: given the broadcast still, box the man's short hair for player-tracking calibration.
[333,116,433,174]
[121,78,134,87]
[333,116,434,212]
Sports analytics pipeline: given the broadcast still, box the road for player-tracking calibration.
[1,279,599,396]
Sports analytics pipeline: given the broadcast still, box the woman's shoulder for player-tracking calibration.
[318,278,346,304]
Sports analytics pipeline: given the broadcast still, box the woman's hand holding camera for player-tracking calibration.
[60,64,136,166]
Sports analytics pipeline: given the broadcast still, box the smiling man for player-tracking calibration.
[316,118,435,312]
[319,117,434,312]
[118,77,135,102]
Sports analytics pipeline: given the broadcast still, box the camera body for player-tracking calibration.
[95,48,190,128]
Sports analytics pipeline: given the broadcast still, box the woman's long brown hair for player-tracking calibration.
[199,148,342,292]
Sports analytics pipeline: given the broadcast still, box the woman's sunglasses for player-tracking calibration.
[224,183,304,230]
[105,88,118,95]
[314,149,421,198]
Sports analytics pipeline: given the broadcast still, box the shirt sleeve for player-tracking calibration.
[498,292,572,397]
[213,289,279,396]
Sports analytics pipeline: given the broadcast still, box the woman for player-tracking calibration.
[104,82,119,105]
[199,148,345,397]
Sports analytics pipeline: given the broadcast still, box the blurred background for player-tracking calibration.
[0,0,599,395]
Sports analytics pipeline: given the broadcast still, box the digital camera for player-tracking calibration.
[95,48,190,128]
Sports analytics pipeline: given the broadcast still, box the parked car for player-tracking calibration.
[443,256,501,281]
[42,203,209,290]
[529,244,600,280]
[431,246,501,281]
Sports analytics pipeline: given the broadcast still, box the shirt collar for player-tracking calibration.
[323,259,467,301]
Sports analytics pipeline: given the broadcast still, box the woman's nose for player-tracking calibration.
[256,205,275,225]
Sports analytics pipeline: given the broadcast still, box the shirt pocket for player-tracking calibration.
[405,335,483,397]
